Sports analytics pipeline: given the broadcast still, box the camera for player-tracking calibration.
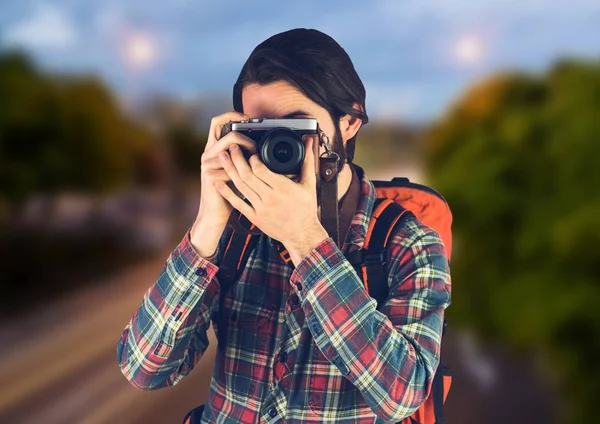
[220,118,320,176]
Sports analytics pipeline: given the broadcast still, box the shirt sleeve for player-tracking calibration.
[116,224,231,390]
[289,217,451,422]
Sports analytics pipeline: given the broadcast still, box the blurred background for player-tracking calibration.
[1,1,598,423]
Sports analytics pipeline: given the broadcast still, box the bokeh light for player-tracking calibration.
[123,32,157,69]
[454,34,485,65]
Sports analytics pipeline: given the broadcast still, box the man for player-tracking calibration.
[117,28,451,423]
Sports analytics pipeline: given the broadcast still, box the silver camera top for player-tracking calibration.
[230,118,318,131]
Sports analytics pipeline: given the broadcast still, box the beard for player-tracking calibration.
[291,126,345,184]
[331,125,347,170]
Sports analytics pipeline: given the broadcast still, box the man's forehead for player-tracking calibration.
[241,82,316,118]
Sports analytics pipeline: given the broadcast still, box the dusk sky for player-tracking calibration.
[2,0,599,122]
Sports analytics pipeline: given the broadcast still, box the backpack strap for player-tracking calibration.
[365,199,413,307]
[214,212,260,351]
[430,334,452,424]
[345,198,413,310]
[432,364,446,424]
[181,404,205,424]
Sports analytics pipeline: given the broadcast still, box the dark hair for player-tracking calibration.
[232,28,369,165]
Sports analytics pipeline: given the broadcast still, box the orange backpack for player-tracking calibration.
[184,176,453,424]
[366,177,453,424]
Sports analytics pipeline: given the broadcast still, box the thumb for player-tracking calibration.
[301,136,317,186]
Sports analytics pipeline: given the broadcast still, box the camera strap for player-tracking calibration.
[318,159,361,249]
[319,155,341,246]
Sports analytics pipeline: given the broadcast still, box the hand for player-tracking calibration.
[196,111,258,222]
[215,136,329,261]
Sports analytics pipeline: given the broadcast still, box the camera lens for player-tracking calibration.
[272,141,294,163]
[260,128,304,174]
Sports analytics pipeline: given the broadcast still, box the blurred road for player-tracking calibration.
[0,248,216,424]
[0,245,560,424]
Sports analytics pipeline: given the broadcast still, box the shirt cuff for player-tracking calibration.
[168,228,220,287]
[289,237,346,297]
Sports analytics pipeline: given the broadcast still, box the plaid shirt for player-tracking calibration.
[117,165,452,423]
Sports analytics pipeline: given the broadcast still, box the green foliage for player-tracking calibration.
[165,123,207,178]
[0,50,155,201]
[140,96,208,179]
[426,58,600,422]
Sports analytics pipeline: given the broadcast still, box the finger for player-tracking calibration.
[300,136,317,187]
[201,153,256,173]
[215,179,256,221]
[207,111,248,148]
[217,131,258,155]
[201,156,226,171]
[204,131,258,162]
[228,144,272,197]
[203,168,231,183]
[248,154,288,190]
[219,150,262,205]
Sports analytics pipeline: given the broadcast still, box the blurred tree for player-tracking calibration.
[355,123,425,170]
[141,95,208,179]
[136,95,209,234]
[167,123,208,178]
[0,50,155,204]
[426,58,600,422]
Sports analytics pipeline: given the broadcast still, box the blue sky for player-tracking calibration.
[1,0,599,122]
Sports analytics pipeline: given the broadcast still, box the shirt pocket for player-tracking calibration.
[221,266,275,328]
[224,298,274,328]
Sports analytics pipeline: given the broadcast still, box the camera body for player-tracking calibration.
[220,118,320,176]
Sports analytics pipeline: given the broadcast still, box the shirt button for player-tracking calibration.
[195,268,207,277]
[279,351,288,362]
[295,282,303,291]
[268,407,277,417]
[310,319,321,335]
[291,295,299,305]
